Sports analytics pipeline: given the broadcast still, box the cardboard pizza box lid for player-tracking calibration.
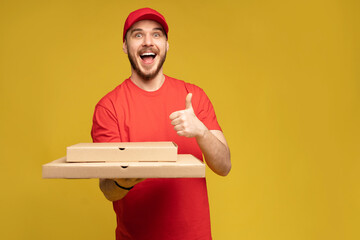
[66,142,177,163]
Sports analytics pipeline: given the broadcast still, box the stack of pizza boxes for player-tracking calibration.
[42,142,205,179]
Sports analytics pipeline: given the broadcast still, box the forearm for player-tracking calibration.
[196,129,231,176]
[99,179,129,201]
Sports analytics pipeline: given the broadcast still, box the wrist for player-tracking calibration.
[195,124,209,140]
[114,180,133,191]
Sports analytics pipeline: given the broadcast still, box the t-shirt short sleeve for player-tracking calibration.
[91,104,121,143]
[191,85,222,132]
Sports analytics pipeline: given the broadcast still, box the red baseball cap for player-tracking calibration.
[123,8,169,42]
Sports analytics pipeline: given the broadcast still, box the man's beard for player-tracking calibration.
[127,47,167,81]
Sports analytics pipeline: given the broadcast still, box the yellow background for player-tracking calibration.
[0,0,359,239]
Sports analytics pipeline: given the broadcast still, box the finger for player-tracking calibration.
[129,178,145,182]
[171,117,183,126]
[134,178,146,184]
[169,110,182,120]
[185,93,193,110]
[174,125,184,132]
[176,130,186,137]
[114,178,140,183]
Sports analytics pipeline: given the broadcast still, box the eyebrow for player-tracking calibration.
[130,28,142,34]
[153,27,164,32]
[130,27,165,34]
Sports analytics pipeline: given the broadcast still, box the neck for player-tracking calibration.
[130,70,165,92]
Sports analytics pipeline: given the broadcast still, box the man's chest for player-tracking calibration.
[119,94,185,142]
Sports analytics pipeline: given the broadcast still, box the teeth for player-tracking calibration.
[141,53,156,57]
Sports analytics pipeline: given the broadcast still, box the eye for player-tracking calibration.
[153,32,161,38]
[135,33,142,38]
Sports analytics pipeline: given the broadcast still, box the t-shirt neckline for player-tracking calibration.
[126,75,169,97]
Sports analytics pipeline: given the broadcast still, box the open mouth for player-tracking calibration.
[140,52,157,64]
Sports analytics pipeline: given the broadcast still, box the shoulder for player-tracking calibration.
[165,75,212,114]
[165,75,206,95]
[96,79,129,109]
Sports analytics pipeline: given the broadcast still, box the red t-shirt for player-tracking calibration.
[91,75,221,240]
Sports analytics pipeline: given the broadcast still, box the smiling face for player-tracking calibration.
[123,20,169,81]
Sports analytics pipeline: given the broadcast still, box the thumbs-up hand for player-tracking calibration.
[169,93,207,138]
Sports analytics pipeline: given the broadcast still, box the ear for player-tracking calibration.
[123,40,128,54]
[166,41,169,51]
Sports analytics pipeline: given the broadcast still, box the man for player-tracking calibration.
[91,8,231,240]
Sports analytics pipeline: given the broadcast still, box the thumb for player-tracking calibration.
[185,93,193,110]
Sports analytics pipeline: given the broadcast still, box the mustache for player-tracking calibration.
[138,47,159,55]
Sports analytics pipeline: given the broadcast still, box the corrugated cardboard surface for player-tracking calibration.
[66,142,178,162]
[43,154,205,178]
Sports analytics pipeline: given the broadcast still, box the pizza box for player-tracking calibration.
[66,142,177,163]
[42,154,205,179]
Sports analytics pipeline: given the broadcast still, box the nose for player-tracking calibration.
[142,33,153,46]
